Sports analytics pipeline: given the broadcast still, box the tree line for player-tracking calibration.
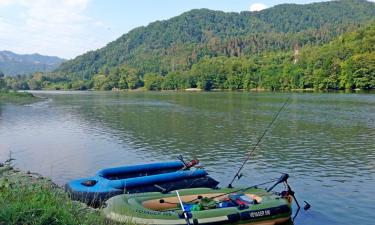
[54,0,375,79]
[2,20,374,91]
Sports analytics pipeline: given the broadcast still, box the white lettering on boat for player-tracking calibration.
[249,210,271,218]
[135,209,173,216]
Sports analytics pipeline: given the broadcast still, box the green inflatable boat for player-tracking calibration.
[103,187,292,225]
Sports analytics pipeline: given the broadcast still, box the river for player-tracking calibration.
[0,91,374,225]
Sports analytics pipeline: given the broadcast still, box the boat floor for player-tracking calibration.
[143,193,263,211]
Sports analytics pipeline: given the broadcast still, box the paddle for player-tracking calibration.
[175,190,191,225]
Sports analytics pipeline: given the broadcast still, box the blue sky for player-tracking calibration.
[0,0,370,59]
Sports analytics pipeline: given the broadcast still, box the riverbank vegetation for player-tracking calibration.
[0,90,38,104]
[0,72,39,104]
[0,164,99,224]
[0,160,130,225]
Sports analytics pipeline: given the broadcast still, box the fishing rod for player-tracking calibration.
[160,173,310,223]
[159,177,279,206]
[209,177,280,200]
[175,190,191,225]
[160,174,287,205]
[228,96,291,188]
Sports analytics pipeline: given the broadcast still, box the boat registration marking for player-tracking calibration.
[135,209,173,216]
[249,209,271,218]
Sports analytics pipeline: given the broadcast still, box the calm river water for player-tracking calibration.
[0,91,374,225]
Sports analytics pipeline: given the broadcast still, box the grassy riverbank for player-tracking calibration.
[0,91,40,104]
[0,162,128,225]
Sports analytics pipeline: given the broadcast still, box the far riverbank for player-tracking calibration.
[0,91,42,104]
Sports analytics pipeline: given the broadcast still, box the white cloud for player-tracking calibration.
[0,0,110,59]
[0,0,14,7]
[250,3,267,12]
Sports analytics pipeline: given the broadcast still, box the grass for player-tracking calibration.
[0,163,132,225]
[0,90,41,104]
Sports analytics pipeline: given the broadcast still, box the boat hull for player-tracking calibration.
[65,161,219,206]
[103,187,292,225]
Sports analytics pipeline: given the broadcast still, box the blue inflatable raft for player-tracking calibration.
[65,161,219,206]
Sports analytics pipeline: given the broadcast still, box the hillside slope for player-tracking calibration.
[0,51,65,76]
[296,21,375,89]
[55,0,375,79]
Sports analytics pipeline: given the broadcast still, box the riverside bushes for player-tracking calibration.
[0,164,129,225]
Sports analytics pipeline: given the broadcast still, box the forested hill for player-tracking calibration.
[139,22,374,91]
[295,21,375,90]
[55,0,375,80]
[0,51,65,76]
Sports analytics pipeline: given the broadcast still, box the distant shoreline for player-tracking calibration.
[0,91,43,104]
[23,88,375,94]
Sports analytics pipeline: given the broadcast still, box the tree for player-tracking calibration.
[126,73,142,90]
[0,71,5,90]
[28,79,42,90]
[144,73,164,90]
[351,53,375,89]
[340,58,355,89]
[71,80,88,90]
[118,65,141,90]
[118,75,128,89]
[93,75,110,90]
[163,72,181,90]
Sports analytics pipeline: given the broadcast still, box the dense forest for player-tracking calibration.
[2,0,375,91]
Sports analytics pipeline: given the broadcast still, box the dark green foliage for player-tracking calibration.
[3,75,29,90]
[55,0,375,79]
[12,0,375,91]
[144,73,164,90]
[162,72,183,90]
[0,71,5,90]
[297,21,375,90]
[253,0,373,33]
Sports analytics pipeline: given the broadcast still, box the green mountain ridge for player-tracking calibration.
[0,51,65,76]
[55,0,375,80]
[4,0,373,91]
